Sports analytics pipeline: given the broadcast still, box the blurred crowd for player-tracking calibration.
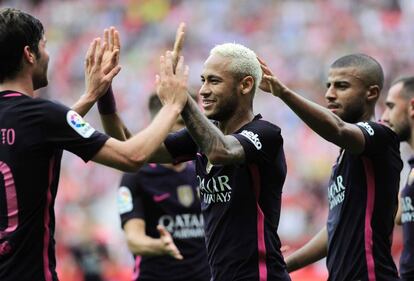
[1,0,413,280]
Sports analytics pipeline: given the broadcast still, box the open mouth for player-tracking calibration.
[202,100,215,107]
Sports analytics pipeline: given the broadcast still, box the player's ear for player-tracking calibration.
[366,85,380,103]
[22,46,36,65]
[240,75,254,95]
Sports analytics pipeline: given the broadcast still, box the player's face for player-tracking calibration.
[381,82,411,141]
[325,67,368,123]
[32,36,49,90]
[199,54,240,121]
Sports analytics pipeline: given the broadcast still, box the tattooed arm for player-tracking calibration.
[181,96,245,165]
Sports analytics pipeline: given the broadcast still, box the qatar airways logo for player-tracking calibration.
[328,175,346,210]
[158,213,204,239]
[239,130,262,150]
[401,196,414,223]
[197,175,232,203]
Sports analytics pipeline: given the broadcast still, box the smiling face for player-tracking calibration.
[199,54,241,121]
[324,66,370,123]
[381,82,411,141]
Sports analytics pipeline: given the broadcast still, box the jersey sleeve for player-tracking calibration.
[356,121,399,156]
[40,101,109,162]
[232,120,283,164]
[164,128,198,163]
[118,172,145,228]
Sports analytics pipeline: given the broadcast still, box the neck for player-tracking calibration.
[0,76,35,97]
[356,107,376,123]
[218,107,255,134]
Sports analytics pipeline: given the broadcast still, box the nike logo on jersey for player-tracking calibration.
[153,193,171,202]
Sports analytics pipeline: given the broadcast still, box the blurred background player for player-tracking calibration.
[0,8,189,281]
[260,54,401,280]
[117,93,210,281]
[381,76,414,281]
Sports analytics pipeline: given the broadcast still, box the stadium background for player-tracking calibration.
[1,0,414,280]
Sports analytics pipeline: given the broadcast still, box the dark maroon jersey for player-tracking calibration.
[165,115,290,281]
[326,121,401,281]
[0,91,108,281]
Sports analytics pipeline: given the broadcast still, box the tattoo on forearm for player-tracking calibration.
[181,97,225,155]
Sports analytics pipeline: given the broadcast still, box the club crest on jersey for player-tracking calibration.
[118,186,133,214]
[66,110,95,138]
[357,122,374,136]
[239,130,262,150]
[177,185,194,207]
[408,168,414,186]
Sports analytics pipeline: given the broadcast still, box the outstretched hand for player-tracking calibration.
[156,50,189,110]
[157,225,183,260]
[84,37,121,100]
[258,56,287,98]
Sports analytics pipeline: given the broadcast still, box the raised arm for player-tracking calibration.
[96,24,186,145]
[71,27,131,141]
[259,58,365,154]
[72,30,121,117]
[285,226,328,272]
[92,102,183,171]
[97,23,186,142]
[76,31,188,171]
[96,27,131,140]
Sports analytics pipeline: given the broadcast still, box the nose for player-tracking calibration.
[199,81,211,97]
[325,87,336,102]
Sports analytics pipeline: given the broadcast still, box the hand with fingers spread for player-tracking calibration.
[157,225,183,260]
[84,37,121,101]
[156,51,189,111]
[257,56,288,98]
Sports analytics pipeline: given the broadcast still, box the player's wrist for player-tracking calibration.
[97,85,117,114]
[161,102,183,117]
[78,92,98,107]
[274,85,290,99]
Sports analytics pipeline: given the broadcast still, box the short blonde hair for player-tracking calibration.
[210,43,262,92]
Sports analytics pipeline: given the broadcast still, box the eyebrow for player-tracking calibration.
[201,74,222,80]
[326,80,351,86]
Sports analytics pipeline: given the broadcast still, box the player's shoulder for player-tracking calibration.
[357,121,398,140]
[38,98,69,111]
[242,115,282,136]
[20,97,69,116]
